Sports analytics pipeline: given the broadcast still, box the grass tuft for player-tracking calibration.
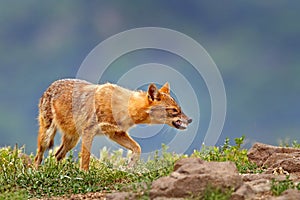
[192,136,262,173]
[271,175,300,196]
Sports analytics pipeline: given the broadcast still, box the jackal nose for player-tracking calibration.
[188,118,192,124]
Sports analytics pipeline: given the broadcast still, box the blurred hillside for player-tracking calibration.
[0,1,299,154]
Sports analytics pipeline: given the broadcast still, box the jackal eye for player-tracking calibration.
[171,108,179,113]
[166,107,180,116]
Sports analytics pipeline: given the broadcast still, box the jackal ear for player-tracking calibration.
[148,83,160,101]
[159,82,170,94]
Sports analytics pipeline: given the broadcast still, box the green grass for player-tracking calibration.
[192,136,262,174]
[0,137,298,199]
[278,139,300,148]
[203,186,233,200]
[271,175,300,196]
[0,145,180,199]
[186,185,233,200]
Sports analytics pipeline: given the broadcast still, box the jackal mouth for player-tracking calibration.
[172,120,188,130]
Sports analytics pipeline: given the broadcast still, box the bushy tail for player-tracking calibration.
[34,114,57,167]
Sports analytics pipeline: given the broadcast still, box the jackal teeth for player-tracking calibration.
[173,120,187,130]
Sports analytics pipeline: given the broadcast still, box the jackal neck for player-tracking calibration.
[128,91,151,125]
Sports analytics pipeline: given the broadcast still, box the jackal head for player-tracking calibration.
[147,83,192,130]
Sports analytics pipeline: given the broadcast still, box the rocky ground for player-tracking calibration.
[42,143,300,200]
[149,143,300,200]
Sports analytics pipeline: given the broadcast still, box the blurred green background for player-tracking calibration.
[0,1,299,154]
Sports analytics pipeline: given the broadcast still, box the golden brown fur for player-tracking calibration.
[34,79,192,170]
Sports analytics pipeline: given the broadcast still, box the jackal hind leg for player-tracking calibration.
[108,131,141,166]
[34,119,57,168]
[55,132,80,161]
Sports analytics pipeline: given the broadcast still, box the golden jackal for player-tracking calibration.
[34,79,192,170]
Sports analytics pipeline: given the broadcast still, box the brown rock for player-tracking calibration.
[150,158,243,199]
[264,153,300,173]
[231,183,254,200]
[247,143,300,167]
[241,173,280,182]
[173,157,204,171]
[247,178,271,194]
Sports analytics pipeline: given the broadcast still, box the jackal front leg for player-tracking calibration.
[80,132,95,171]
[108,131,141,166]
